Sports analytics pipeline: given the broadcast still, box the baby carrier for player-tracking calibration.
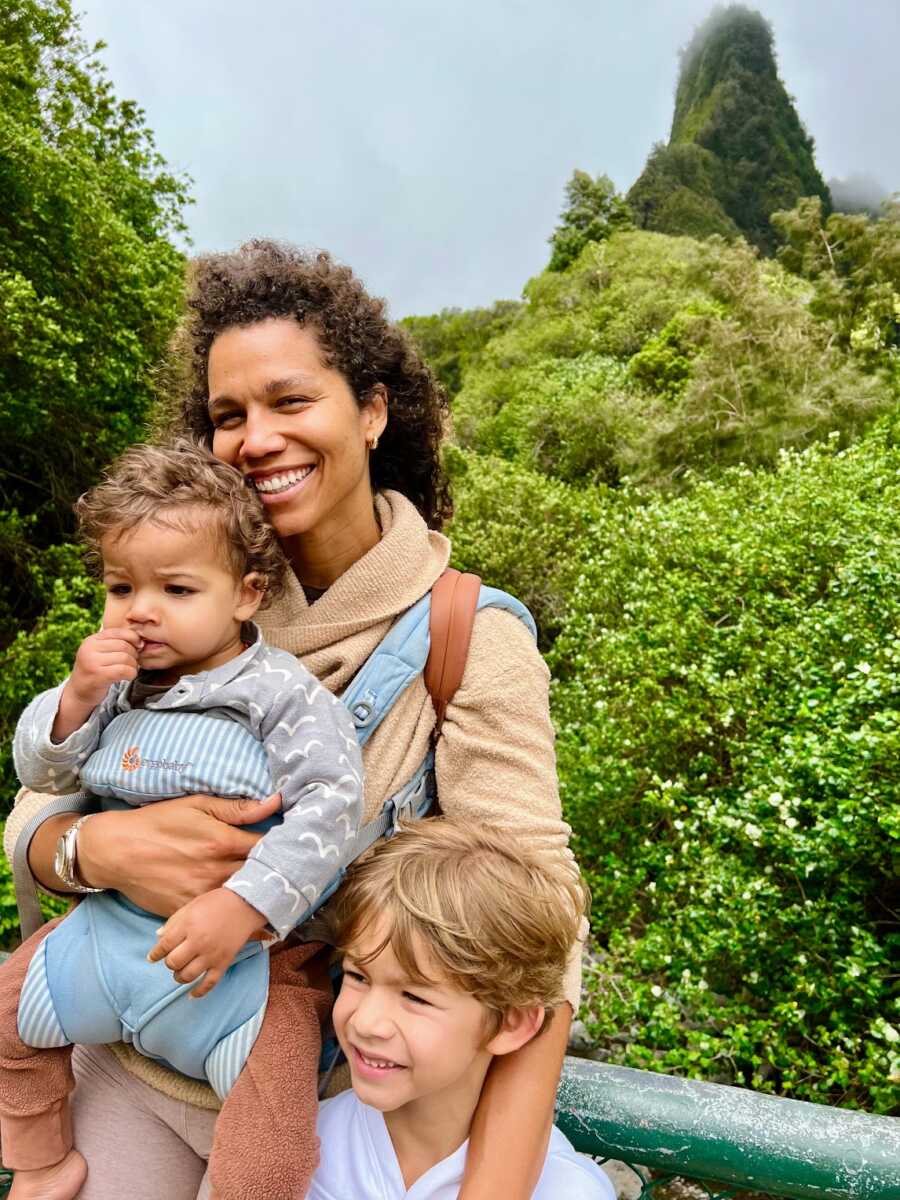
[13,571,535,1094]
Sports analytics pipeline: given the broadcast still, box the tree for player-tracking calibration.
[0,0,189,632]
[772,196,900,364]
[548,170,632,272]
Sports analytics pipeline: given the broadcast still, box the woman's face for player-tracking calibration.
[208,318,386,548]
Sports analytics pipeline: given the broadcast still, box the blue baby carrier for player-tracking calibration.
[16,571,535,1096]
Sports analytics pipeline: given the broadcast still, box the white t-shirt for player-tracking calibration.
[308,1090,615,1199]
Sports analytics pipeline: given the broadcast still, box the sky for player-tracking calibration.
[76,0,900,319]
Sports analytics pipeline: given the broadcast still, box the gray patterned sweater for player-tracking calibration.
[13,624,363,938]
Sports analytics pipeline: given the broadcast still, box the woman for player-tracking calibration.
[6,241,582,1200]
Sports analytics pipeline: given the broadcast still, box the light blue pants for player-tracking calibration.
[17,892,269,1100]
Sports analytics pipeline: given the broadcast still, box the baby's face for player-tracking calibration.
[101,518,254,683]
[333,919,495,1116]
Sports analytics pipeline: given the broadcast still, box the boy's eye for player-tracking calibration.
[403,990,431,1007]
[342,968,367,986]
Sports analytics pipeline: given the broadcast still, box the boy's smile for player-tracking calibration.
[332,919,496,1120]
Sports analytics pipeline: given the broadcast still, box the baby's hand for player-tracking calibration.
[147,888,270,998]
[69,627,143,707]
[51,627,145,742]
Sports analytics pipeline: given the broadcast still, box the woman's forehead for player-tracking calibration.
[207,318,327,390]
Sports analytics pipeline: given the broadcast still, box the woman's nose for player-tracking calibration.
[240,410,288,461]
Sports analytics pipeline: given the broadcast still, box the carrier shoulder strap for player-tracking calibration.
[424,568,482,735]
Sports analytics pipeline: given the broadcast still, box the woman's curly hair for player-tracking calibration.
[76,440,289,605]
[161,240,452,530]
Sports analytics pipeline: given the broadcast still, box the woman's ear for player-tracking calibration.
[485,1005,545,1058]
[363,383,388,445]
[235,572,267,621]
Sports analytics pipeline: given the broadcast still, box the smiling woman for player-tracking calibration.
[7,240,583,1200]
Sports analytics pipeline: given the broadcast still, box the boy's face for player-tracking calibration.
[101,518,261,681]
[333,919,497,1116]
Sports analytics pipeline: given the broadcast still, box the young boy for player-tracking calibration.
[0,441,364,1200]
[311,818,613,1199]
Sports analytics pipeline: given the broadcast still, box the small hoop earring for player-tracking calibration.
[368,434,379,451]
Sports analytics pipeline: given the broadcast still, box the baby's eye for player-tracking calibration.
[342,968,367,985]
[165,585,195,596]
[107,584,131,596]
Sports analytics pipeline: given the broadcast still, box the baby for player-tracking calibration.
[311,817,613,1199]
[0,441,363,1200]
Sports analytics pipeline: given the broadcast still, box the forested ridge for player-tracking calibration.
[2,1,898,1112]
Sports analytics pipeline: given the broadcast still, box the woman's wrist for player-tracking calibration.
[27,812,88,893]
[72,809,119,890]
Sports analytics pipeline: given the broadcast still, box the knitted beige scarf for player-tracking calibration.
[258,489,450,693]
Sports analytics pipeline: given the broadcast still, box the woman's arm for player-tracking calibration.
[435,608,585,1197]
[460,1005,571,1199]
[24,791,283,915]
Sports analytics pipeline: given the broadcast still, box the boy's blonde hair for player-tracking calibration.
[325,818,587,1032]
[75,440,287,604]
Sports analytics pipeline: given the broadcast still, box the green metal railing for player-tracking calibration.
[1,1055,897,1197]
[555,1057,900,1199]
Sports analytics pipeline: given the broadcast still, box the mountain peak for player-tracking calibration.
[629,5,830,253]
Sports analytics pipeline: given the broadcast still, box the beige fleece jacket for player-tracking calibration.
[5,490,583,1109]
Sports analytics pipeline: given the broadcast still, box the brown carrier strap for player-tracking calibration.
[424,568,481,735]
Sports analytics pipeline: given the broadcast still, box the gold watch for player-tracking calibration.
[53,815,104,893]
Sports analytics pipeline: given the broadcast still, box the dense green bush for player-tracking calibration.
[445,447,604,646]
[0,547,102,817]
[453,231,893,488]
[544,423,900,1112]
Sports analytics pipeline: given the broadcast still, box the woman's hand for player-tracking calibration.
[72,792,283,916]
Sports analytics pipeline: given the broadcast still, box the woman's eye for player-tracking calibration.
[275,396,309,410]
[211,411,243,430]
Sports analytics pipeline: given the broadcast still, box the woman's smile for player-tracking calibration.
[248,463,317,502]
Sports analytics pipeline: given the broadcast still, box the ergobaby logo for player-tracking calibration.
[120,745,191,773]
[121,746,141,772]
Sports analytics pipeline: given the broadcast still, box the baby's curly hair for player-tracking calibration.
[160,240,452,530]
[75,440,288,604]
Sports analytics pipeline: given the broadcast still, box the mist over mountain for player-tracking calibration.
[628,5,830,253]
[828,172,892,218]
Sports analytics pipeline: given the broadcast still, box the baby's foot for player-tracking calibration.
[9,1149,87,1200]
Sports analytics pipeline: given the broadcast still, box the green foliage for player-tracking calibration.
[772,196,900,365]
[628,143,739,241]
[0,0,189,635]
[401,301,520,398]
[0,545,102,818]
[548,425,900,1111]
[445,447,604,646]
[452,230,892,488]
[548,171,632,273]
[629,5,830,254]
[446,423,900,1112]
